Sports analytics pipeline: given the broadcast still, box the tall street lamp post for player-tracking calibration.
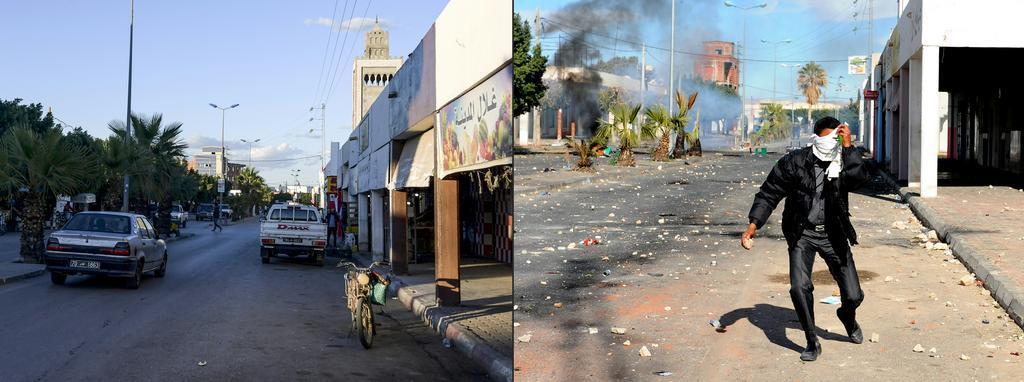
[761,38,792,102]
[209,103,239,201]
[240,138,261,168]
[121,0,135,212]
[724,1,767,143]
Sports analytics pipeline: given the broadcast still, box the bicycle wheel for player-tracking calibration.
[356,297,374,349]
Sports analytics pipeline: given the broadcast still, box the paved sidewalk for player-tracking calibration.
[882,176,1024,328]
[349,253,512,381]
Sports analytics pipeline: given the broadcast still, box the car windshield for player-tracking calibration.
[198,204,213,212]
[63,214,132,234]
[172,205,182,213]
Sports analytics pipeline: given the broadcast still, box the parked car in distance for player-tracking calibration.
[170,204,188,228]
[196,203,214,221]
[43,212,168,289]
[259,202,327,266]
[220,205,233,221]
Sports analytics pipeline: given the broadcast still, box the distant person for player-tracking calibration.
[325,209,339,247]
[212,201,223,232]
[740,117,871,361]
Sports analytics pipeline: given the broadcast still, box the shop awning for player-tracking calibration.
[391,129,435,190]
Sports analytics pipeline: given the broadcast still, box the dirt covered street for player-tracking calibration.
[513,152,1024,381]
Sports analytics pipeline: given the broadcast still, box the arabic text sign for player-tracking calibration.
[848,55,868,75]
[438,65,512,177]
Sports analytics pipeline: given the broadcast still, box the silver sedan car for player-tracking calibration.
[43,212,168,289]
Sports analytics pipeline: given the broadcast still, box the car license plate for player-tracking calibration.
[283,238,303,243]
[70,260,100,269]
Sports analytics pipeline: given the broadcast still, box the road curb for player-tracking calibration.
[347,252,511,381]
[0,265,46,286]
[389,277,512,382]
[879,171,1024,329]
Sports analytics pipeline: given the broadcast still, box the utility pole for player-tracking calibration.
[533,8,542,147]
[669,0,675,114]
[121,0,134,212]
[310,104,326,208]
[640,42,646,114]
[865,0,874,144]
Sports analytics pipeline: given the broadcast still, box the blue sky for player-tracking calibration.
[515,0,898,105]
[0,0,447,186]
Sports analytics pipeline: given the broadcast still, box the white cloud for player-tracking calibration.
[304,16,388,31]
[304,17,334,27]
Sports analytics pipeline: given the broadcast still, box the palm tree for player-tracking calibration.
[644,104,674,162]
[685,108,703,157]
[798,62,828,129]
[594,103,648,167]
[671,91,699,159]
[563,137,596,171]
[0,127,92,263]
[108,113,186,234]
[236,167,268,217]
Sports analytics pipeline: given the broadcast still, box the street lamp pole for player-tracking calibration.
[240,138,261,168]
[121,0,135,212]
[761,38,791,102]
[724,1,765,143]
[209,103,239,201]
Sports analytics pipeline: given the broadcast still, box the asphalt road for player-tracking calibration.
[514,152,1024,381]
[0,220,483,381]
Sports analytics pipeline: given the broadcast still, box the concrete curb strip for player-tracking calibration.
[879,171,1024,329]
[390,278,512,382]
[0,266,46,286]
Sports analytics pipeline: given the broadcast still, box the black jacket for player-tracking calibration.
[747,146,871,246]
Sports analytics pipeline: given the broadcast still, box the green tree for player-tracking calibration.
[644,104,674,162]
[671,91,699,159]
[751,103,791,145]
[0,98,56,136]
[0,128,92,263]
[108,113,187,235]
[513,13,548,117]
[798,62,828,128]
[594,103,650,167]
[235,167,269,217]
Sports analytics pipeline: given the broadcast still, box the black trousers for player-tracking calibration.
[788,229,864,342]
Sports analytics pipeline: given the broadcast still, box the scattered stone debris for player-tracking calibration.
[197,361,208,367]
[623,340,631,347]
[959,275,975,286]
[959,354,970,360]
[655,371,673,376]
[611,327,627,335]
[891,221,908,230]
[553,302,564,309]
[518,334,533,343]
[913,344,925,353]
[869,333,880,343]
[588,327,599,334]
[639,346,652,357]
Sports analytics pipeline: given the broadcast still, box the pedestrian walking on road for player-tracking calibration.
[741,117,871,361]
[212,201,223,232]
[325,209,339,248]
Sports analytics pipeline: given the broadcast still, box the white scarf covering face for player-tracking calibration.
[812,128,842,179]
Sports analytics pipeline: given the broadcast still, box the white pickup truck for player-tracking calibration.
[259,203,327,266]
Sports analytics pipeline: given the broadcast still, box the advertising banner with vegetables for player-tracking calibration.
[437,64,512,178]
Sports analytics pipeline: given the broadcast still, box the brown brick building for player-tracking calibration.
[694,41,739,90]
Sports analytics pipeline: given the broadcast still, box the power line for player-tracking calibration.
[315,0,358,104]
[540,17,848,63]
[323,0,374,103]
[248,154,321,163]
[311,0,344,106]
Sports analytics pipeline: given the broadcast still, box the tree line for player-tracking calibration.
[0,98,273,263]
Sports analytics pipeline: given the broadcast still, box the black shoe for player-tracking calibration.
[800,341,822,361]
[848,326,863,344]
[838,312,863,344]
